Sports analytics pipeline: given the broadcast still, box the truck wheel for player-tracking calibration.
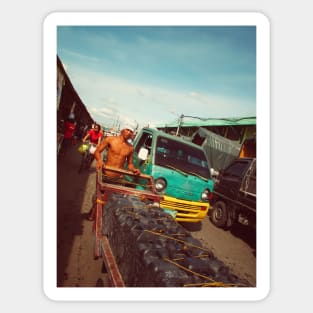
[226,207,235,228]
[210,200,228,228]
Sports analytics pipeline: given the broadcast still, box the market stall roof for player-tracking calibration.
[156,116,256,128]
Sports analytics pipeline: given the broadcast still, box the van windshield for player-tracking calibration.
[155,136,211,180]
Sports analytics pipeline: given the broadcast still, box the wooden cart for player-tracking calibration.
[91,166,163,287]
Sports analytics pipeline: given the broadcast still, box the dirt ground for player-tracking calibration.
[57,144,256,287]
[57,144,109,287]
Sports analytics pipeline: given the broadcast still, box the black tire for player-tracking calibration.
[86,154,93,169]
[100,194,247,287]
[210,200,228,228]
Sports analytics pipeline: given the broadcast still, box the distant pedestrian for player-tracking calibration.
[75,123,87,142]
[61,113,76,155]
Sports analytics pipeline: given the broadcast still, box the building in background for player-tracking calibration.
[156,116,256,171]
[156,116,255,144]
[57,56,94,133]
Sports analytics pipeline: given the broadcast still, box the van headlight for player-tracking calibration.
[154,177,167,192]
[201,189,212,201]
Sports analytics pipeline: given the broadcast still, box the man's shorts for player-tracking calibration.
[102,173,125,186]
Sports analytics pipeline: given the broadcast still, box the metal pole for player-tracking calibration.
[176,114,184,136]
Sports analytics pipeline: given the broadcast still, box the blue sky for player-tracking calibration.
[57,26,256,130]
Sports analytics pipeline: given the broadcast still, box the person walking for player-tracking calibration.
[61,113,76,155]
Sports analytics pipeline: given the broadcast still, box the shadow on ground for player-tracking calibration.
[57,144,92,286]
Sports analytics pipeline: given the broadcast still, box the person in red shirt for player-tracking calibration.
[61,114,76,155]
[82,123,103,147]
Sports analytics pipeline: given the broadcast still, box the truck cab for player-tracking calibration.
[131,128,214,222]
[210,157,256,229]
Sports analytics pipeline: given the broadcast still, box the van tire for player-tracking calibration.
[210,200,228,228]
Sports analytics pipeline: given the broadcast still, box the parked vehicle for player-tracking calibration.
[209,157,256,229]
[129,128,214,222]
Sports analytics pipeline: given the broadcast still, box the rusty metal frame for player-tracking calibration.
[101,236,125,287]
[96,165,162,201]
[92,166,163,287]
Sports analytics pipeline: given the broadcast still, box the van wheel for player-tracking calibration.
[210,201,228,228]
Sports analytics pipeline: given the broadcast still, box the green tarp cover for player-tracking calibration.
[191,127,241,171]
[156,116,256,128]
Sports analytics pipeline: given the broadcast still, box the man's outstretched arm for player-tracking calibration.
[94,138,109,170]
[127,151,140,175]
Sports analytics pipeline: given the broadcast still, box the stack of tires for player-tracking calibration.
[102,193,250,287]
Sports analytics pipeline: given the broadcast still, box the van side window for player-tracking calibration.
[134,132,153,154]
[145,136,152,149]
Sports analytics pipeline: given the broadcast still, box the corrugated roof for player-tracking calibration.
[156,116,256,128]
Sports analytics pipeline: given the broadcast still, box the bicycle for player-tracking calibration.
[78,142,97,173]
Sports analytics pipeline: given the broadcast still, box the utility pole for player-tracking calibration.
[176,114,184,136]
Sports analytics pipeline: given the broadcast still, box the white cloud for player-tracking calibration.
[66,64,255,128]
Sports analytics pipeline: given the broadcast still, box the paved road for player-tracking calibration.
[57,144,256,287]
[57,144,109,287]
[181,217,256,286]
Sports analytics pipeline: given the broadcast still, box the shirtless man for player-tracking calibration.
[94,126,140,178]
[87,126,140,221]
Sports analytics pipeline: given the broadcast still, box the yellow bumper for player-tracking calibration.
[160,195,209,223]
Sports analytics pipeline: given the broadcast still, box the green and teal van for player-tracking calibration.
[132,128,214,222]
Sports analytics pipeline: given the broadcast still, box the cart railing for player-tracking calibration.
[93,166,163,286]
[96,165,162,202]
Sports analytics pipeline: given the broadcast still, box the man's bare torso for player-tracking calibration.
[104,136,133,177]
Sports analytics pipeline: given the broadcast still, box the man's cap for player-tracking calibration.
[121,121,138,132]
